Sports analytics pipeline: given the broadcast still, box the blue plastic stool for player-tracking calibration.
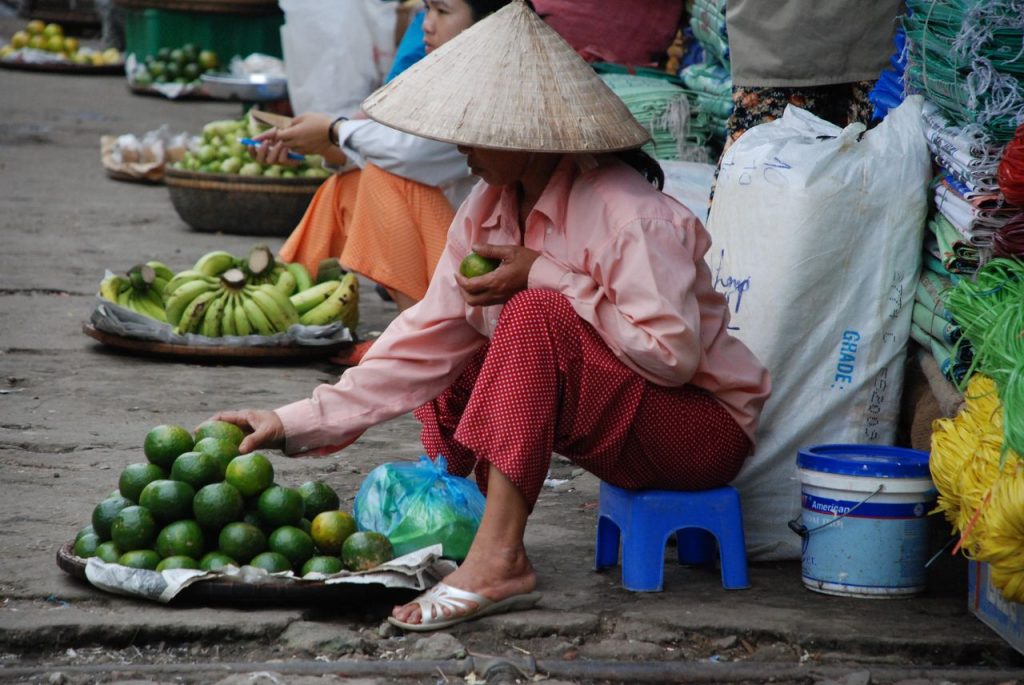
[594,482,750,592]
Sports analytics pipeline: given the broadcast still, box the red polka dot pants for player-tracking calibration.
[414,290,751,509]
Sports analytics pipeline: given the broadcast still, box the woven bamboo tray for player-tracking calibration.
[56,541,418,606]
[128,83,214,100]
[0,57,124,75]
[105,168,163,184]
[164,167,324,236]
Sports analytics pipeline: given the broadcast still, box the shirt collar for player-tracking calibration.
[480,183,518,232]
[479,154,591,233]
[530,154,583,232]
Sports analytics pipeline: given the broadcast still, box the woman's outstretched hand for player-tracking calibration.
[208,410,286,455]
[455,243,540,307]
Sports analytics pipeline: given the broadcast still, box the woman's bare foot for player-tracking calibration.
[391,542,536,625]
[393,464,536,627]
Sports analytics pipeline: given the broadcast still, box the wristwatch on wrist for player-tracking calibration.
[327,116,348,147]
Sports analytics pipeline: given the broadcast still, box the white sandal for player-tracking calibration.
[388,582,541,632]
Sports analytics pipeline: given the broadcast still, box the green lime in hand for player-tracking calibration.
[459,252,500,278]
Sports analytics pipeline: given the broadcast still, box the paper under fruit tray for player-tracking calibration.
[58,541,454,606]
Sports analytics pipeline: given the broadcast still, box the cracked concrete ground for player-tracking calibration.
[1,12,1023,685]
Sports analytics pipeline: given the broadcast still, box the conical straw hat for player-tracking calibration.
[362,0,651,153]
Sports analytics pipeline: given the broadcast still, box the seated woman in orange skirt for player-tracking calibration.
[253,0,512,311]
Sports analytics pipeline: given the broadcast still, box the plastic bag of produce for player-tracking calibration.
[354,456,485,561]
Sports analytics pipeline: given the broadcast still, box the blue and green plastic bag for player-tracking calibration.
[353,455,485,561]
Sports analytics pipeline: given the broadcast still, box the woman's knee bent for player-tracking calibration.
[498,289,575,327]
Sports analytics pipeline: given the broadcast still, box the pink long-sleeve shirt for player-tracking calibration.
[275,155,771,456]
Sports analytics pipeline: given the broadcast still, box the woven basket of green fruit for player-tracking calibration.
[165,168,324,236]
[166,113,330,235]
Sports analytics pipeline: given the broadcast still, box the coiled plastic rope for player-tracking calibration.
[944,257,1024,459]
[997,123,1024,206]
[930,373,1024,602]
[930,375,1004,534]
[978,468,1024,601]
[992,212,1024,257]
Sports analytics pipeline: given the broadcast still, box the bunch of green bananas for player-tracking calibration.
[184,246,311,295]
[242,245,322,298]
[98,261,174,323]
[98,248,360,337]
[291,272,359,331]
[160,249,359,337]
[163,267,298,337]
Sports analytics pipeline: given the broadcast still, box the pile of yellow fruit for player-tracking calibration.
[1,19,122,66]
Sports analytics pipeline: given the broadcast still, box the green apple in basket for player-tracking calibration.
[219,157,242,175]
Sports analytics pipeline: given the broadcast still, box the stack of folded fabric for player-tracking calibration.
[904,0,1022,253]
[924,102,1017,252]
[678,0,731,146]
[904,0,1024,144]
[598,71,715,162]
[922,102,1004,196]
[925,201,980,276]
[933,176,1019,249]
[676,26,704,71]
[902,0,1023,379]
[679,62,731,144]
[687,0,728,67]
[912,266,972,384]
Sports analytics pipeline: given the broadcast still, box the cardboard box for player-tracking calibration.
[968,560,1024,656]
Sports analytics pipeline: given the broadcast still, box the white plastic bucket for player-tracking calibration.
[795,444,937,598]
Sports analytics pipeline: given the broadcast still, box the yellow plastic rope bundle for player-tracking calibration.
[956,433,1008,549]
[930,419,978,526]
[980,471,1024,601]
[930,373,1024,601]
[930,374,1001,529]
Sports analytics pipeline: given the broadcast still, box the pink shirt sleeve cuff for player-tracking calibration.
[274,399,323,456]
[528,255,568,291]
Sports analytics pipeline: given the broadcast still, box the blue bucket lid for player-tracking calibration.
[796,444,930,478]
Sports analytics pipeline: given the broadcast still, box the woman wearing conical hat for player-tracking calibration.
[211,1,771,630]
[252,0,511,312]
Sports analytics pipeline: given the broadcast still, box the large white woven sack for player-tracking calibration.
[705,96,931,560]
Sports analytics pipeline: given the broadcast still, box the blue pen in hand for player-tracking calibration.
[239,138,305,161]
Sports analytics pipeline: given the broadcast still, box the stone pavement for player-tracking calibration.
[0,12,1022,685]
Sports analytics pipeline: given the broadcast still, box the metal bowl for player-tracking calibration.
[200,72,287,101]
